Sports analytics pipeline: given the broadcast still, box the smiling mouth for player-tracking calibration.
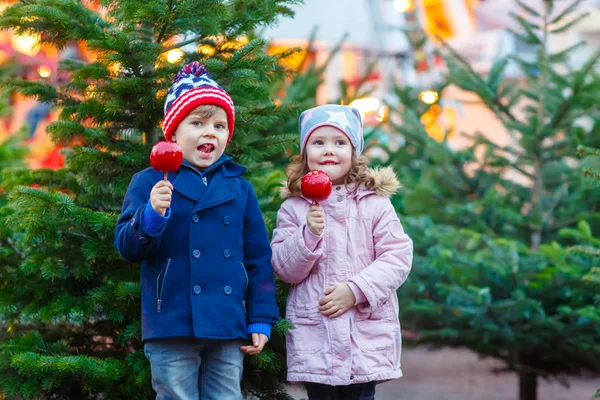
[198,143,216,155]
[320,161,338,165]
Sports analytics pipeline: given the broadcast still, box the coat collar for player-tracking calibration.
[172,154,247,211]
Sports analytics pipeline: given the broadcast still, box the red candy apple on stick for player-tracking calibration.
[150,141,183,180]
[301,170,332,206]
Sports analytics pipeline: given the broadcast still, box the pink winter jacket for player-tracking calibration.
[271,167,413,386]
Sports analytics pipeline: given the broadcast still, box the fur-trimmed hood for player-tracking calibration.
[280,166,401,200]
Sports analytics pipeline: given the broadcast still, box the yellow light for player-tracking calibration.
[12,33,41,56]
[20,16,38,23]
[349,97,381,120]
[222,35,249,51]
[108,62,121,77]
[86,84,97,98]
[393,0,414,13]
[375,105,389,122]
[37,65,51,78]
[166,49,184,64]
[198,44,215,57]
[156,88,168,100]
[419,90,439,105]
[420,104,456,143]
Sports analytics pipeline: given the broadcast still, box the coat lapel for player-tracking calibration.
[194,168,239,212]
[173,166,204,202]
[172,159,241,211]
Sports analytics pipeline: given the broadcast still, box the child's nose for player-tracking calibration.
[202,127,216,137]
[323,143,335,154]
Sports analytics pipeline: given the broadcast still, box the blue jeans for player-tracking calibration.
[304,382,376,400]
[144,338,245,400]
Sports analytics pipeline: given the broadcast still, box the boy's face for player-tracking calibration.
[172,107,229,170]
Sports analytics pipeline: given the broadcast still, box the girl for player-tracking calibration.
[271,104,413,400]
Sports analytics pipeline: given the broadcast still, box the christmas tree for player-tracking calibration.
[576,144,600,400]
[0,0,305,398]
[386,1,600,400]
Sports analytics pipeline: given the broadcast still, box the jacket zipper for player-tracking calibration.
[241,262,249,313]
[156,258,171,313]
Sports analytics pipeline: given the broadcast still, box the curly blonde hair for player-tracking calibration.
[285,149,374,197]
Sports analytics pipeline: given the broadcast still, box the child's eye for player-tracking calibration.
[216,124,226,130]
[192,121,203,127]
[335,140,347,145]
[313,140,324,145]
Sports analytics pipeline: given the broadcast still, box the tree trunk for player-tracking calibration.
[519,370,538,400]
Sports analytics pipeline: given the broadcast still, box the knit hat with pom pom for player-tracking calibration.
[162,61,235,144]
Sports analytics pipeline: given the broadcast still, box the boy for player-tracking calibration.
[114,62,279,400]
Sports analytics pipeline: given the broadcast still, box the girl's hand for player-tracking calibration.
[319,283,356,318]
[150,180,173,216]
[306,204,325,236]
[240,333,269,355]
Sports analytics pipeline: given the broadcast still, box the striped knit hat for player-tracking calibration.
[162,62,235,144]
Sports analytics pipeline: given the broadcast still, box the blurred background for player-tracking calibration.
[0,1,599,400]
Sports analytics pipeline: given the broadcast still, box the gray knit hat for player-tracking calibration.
[299,104,364,155]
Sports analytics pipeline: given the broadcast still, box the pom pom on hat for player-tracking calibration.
[163,62,235,144]
[172,62,209,83]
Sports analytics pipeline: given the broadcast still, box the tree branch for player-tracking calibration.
[162,35,203,52]
[156,0,174,44]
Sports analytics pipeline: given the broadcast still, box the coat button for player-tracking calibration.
[223,286,232,295]
[193,249,201,259]
[350,375,355,380]
[337,195,343,202]
[193,285,201,295]
[223,216,231,226]
[192,215,200,223]
[139,236,148,244]
[223,249,231,259]
[336,186,341,191]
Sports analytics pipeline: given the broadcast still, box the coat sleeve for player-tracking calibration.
[114,171,166,263]
[348,199,413,313]
[271,200,324,284]
[243,185,279,325]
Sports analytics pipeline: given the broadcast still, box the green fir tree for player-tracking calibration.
[0,0,305,398]
[385,1,600,400]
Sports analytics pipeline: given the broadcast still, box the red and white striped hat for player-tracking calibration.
[162,62,235,144]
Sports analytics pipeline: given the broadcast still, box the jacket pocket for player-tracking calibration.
[156,258,171,313]
[287,305,325,354]
[354,301,396,354]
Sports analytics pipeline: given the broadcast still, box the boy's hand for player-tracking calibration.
[306,204,325,236]
[150,180,173,216]
[319,283,356,319]
[240,333,268,355]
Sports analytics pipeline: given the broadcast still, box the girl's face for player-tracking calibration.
[305,126,353,185]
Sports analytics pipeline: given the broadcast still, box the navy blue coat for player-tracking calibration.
[114,156,279,341]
